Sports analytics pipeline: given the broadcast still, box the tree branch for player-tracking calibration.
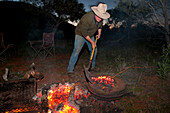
[147,2,164,27]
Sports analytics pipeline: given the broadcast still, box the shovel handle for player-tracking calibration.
[90,38,98,61]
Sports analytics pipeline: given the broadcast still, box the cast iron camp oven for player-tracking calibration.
[84,67,127,100]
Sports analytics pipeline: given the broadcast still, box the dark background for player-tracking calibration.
[0,1,167,51]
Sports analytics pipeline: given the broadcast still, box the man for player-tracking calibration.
[67,3,110,74]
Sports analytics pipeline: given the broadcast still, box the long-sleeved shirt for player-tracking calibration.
[75,11,103,38]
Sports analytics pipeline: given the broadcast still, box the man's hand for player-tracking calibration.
[96,34,101,39]
[85,35,96,49]
[96,29,102,39]
[91,41,96,49]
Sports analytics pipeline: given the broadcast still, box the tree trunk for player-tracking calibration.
[163,5,169,47]
[160,0,169,47]
[164,11,169,47]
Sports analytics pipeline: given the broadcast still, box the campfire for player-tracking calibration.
[1,76,125,112]
[33,73,126,113]
[47,83,79,113]
[35,82,91,113]
[1,63,127,113]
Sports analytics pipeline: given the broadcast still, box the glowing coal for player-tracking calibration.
[91,76,115,92]
[34,82,91,113]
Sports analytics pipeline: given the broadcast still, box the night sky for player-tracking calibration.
[78,0,118,12]
[11,0,118,12]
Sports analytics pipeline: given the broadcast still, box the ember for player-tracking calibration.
[5,106,39,113]
[35,82,91,113]
[47,83,79,113]
[91,76,115,92]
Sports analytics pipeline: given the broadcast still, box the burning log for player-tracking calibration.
[24,63,44,80]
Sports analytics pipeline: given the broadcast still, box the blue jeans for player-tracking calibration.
[67,35,97,72]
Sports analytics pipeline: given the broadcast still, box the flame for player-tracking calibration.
[34,83,91,112]
[5,106,39,113]
[58,103,79,113]
[5,108,29,113]
[47,83,79,113]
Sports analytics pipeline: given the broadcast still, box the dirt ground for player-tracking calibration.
[0,52,170,113]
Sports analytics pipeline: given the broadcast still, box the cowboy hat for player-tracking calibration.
[91,3,110,19]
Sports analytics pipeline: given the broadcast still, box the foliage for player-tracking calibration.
[110,0,169,46]
[145,0,170,46]
[26,0,85,31]
[0,1,46,43]
[53,0,85,21]
[157,45,170,79]
[0,1,83,42]
[115,0,151,23]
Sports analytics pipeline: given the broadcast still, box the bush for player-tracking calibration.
[157,45,170,79]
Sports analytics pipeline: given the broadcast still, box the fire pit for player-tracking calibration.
[84,67,127,100]
[34,81,124,113]
[35,82,91,113]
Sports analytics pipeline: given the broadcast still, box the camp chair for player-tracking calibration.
[0,33,14,63]
[29,32,55,58]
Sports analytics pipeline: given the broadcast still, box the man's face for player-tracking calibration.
[95,15,102,22]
